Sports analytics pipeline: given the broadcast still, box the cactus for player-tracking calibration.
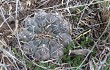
[19,10,72,61]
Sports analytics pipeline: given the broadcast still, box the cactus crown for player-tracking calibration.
[19,10,72,60]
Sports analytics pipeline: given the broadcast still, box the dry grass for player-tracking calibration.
[0,0,110,70]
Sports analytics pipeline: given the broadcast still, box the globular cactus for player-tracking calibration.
[19,10,72,61]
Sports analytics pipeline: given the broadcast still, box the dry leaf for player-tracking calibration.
[89,61,94,70]
[69,49,90,56]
